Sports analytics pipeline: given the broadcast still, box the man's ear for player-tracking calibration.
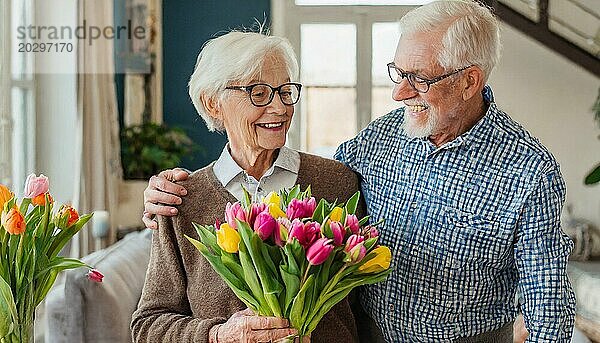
[201,95,221,120]
[462,66,485,101]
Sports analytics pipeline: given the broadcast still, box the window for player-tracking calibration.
[0,0,35,193]
[272,1,415,157]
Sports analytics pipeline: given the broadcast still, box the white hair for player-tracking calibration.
[398,0,501,81]
[188,30,299,131]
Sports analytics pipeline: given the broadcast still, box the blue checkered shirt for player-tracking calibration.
[335,88,576,342]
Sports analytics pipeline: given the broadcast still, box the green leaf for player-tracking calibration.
[289,274,315,332]
[312,199,327,224]
[279,265,300,317]
[585,163,600,185]
[0,275,17,339]
[364,237,379,251]
[344,191,360,215]
[34,257,89,279]
[192,223,218,253]
[235,231,272,316]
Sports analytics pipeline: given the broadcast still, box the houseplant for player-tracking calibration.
[120,122,196,180]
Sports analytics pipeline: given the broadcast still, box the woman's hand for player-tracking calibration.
[210,309,298,343]
[142,168,190,229]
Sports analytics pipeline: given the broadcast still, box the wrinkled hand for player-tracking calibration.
[210,308,299,343]
[142,168,190,229]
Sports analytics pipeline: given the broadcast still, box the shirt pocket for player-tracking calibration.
[439,207,511,268]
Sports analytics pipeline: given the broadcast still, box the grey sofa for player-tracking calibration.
[45,230,152,343]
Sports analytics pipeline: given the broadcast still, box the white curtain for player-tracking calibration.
[72,0,122,257]
[0,1,12,187]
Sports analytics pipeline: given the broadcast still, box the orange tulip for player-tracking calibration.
[0,184,13,210]
[31,192,54,206]
[1,206,26,235]
[63,206,79,227]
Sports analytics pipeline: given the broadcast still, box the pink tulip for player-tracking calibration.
[329,221,345,246]
[23,173,49,199]
[345,214,360,235]
[253,211,278,241]
[366,226,379,238]
[288,219,321,250]
[86,269,104,282]
[225,202,247,228]
[306,238,334,265]
[346,243,367,264]
[247,203,267,227]
[286,197,317,220]
[344,234,365,252]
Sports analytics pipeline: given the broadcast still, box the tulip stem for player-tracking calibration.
[300,264,312,287]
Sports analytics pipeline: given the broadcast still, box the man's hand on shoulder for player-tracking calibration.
[142,168,190,229]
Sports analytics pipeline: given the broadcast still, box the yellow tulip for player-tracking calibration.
[262,192,281,207]
[359,246,392,273]
[329,207,343,222]
[268,203,287,219]
[0,184,13,210]
[216,223,241,253]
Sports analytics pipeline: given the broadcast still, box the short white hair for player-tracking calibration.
[399,0,501,81]
[188,30,299,132]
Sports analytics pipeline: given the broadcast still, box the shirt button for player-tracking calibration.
[389,303,395,312]
[410,202,417,209]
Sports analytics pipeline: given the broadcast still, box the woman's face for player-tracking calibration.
[219,54,294,156]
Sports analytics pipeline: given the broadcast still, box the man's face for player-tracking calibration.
[392,32,466,140]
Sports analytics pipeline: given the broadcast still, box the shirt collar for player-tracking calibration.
[213,144,299,187]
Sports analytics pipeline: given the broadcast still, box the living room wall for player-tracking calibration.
[162,0,271,170]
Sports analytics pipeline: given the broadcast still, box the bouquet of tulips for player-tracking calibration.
[0,174,102,343]
[186,186,392,340]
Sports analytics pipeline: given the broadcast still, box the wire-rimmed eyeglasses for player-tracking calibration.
[225,82,302,107]
[387,63,473,93]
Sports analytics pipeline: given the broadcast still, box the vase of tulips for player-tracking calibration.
[186,186,392,341]
[0,174,103,343]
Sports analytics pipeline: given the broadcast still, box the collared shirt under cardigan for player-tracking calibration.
[335,87,576,342]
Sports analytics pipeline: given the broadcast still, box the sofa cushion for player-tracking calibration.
[45,230,152,343]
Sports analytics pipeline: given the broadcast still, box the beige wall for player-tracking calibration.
[489,23,600,226]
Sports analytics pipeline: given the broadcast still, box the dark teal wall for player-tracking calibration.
[163,0,271,170]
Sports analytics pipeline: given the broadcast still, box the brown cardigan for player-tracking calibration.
[131,152,361,343]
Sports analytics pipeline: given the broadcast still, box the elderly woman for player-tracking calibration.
[131,31,360,343]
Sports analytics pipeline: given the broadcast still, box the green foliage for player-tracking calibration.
[120,122,197,179]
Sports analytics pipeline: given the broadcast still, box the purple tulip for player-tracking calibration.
[253,211,278,241]
[23,173,49,199]
[225,202,247,228]
[345,214,360,235]
[329,221,345,246]
[344,234,365,253]
[288,219,321,250]
[306,238,334,265]
[286,197,317,220]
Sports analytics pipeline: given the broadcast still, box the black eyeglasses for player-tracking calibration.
[387,63,473,93]
[225,82,302,107]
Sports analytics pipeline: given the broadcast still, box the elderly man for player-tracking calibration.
[142,1,575,341]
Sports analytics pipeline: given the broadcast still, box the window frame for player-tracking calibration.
[0,0,36,192]
[271,1,415,151]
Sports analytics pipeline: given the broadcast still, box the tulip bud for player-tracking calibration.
[288,219,321,250]
[286,197,317,220]
[345,243,367,265]
[225,202,247,228]
[55,205,79,228]
[0,184,14,210]
[23,173,49,199]
[328,221,345,246]
[366,226,379,238]
[329,207,343,222]
[345,214,360,235]
[31,192,54,206]
[262,192,281,208]
[1,206,26,235]
[216,223,241,253]
[253,211,278,241]
[306,238,334,265]
[344,234,365,253]
[358,246,392,273]
[86,269,104,282]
